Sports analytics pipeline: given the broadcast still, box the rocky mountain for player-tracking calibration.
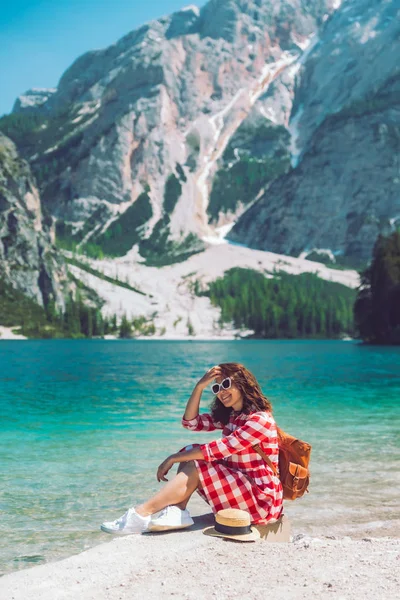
[229,0,400,264]
[0,133,68,308]
[4,0,389,339]
[1,0,336,266]
[0,0,398,340]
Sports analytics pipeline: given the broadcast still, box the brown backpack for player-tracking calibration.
[254,427,311,500]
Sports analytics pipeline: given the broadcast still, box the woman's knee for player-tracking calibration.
[177,460,196,474]
[176,461,200,496]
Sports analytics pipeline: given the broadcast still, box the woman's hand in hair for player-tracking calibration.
[196,365,223,391]
[183,366,222,421]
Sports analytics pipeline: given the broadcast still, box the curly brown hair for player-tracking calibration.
[210,362,272,425]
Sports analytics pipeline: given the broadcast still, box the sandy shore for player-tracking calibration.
[0,326,26,340]
[1,502,399,600]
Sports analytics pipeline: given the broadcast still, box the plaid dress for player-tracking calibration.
[182,411,283,524]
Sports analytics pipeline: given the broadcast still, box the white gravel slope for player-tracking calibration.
[69,244,360,338]
[0,326,27,340]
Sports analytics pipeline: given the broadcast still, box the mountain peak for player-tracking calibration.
[13,88,57,114]
[180,5,200,15]
[5,0,394,269]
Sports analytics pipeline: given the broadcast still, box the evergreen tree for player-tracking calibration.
[204,268,355,339]
[103,316,110,335]
[87,309,93,338]
[64,294,81,336]
[119,315,132,338]
[46,300,58,324]
[93,310,104,337]
[354,231,400,344]
[187,318,195,336]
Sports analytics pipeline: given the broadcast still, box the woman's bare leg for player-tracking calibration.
[174,462,199,510]
[135,461,199,517]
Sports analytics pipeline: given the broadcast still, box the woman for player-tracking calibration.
[101,363,283,534]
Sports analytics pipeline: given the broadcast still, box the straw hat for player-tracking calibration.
[203,509,260,542]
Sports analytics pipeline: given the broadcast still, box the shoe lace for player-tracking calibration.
[154,505,175,519]
[115,509,131,525]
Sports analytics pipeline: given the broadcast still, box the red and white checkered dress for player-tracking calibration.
[182,411,283,524]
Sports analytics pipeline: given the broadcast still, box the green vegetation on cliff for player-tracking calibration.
[139,215,204,266]
[55,206,111,256]
[92,192,153,257]
[0,107,93,187]
[0,113,46,151]
[138,170,203,265]
[163,173,182,215]
[222,124,290,162]
[0,278,104,338]
[0,277,155,339]
[208,154,290,222]
[65,256,146,295]
[207,123,291,222]
[55,220,77,251]
[199,268,355,338]
[0,278,62,338]
[354,231,400,344]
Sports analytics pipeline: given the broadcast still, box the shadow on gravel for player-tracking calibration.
[144,512,214,536]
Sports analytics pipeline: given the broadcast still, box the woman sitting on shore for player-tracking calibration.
[101,363,283,534]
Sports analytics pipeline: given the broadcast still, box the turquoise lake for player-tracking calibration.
[1,340,399,576]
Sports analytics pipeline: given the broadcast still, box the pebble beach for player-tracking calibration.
[0,501,399,600]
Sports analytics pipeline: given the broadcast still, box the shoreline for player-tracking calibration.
[0,334,357,341]
[1,506,399,600]
[0,326,27,340]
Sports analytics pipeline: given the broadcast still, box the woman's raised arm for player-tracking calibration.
[183,365,222,420]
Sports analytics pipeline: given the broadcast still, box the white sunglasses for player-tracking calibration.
[211,377,232,395]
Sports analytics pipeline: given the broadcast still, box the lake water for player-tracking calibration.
[0,340,399,576]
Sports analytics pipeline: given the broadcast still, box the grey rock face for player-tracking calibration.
[230,0,400,263]
[0,133,67,307]
[199,0,333,46]
[12,88,57,114]
[7,0,332,259]
[207,113,291,225]
[166,6,200,39]
[230,105,400,261]
[292,0,400,158]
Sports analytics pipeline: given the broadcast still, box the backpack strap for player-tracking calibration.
[253,444,278,477]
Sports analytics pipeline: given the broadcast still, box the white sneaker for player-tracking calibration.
[100,508,151,535]
[147,506,194,532]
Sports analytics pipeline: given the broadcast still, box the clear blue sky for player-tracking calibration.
[0,0,207,117]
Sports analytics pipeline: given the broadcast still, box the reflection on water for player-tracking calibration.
[0,340,399,575]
